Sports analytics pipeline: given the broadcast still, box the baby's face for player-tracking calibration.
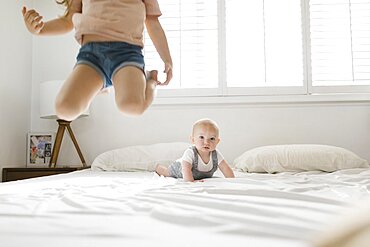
[191,125,220,153]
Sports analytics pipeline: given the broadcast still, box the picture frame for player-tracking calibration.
[27,132,55,167]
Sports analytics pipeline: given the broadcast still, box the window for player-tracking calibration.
[309,0,370,93]
[144,0,370,98]
[144,0,219,96]
[225,0,304,96]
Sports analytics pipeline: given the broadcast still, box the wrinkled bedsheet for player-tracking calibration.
[0,168,369,247]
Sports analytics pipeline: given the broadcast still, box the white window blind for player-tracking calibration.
[225,0,304,89]
[310,0,370,87]
[144,0,218,90]
[144,0,370,99]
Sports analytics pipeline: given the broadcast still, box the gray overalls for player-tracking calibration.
[168,146,218,180]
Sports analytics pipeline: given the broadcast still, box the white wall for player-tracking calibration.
[0,0,32,171]
[29,1,370,167]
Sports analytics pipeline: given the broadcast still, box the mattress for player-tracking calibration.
[0,168,370,247]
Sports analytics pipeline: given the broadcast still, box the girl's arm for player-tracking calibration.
[218,160,235,178]
[145,16,173,85]
[181,161,195,182]
[22,6,76,36]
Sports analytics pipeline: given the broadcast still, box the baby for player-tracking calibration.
[156,118,235,182]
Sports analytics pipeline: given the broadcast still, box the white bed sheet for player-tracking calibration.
[0,168,370,247]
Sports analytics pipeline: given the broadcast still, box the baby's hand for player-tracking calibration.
[22,6,44,35]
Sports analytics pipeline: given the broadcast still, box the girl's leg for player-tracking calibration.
[55,64,103,121]
[112,66,157,116]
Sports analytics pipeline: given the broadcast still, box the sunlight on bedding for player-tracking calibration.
[0,169,369,247]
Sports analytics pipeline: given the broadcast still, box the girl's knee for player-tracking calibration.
[115,99,146,116]
[55,98,81,121]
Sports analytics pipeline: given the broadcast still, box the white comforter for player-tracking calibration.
[0,168,370,247]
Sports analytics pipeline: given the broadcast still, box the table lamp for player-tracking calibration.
[39,80,89,168]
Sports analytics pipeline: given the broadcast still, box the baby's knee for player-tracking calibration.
[155,164,170,177]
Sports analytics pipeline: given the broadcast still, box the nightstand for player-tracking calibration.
[2,167,89,182]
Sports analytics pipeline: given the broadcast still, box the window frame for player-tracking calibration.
[151,0,370,102]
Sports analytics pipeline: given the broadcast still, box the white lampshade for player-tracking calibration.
[39,80,90,119]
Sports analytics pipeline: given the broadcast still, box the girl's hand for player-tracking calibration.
[22,6,44,35]
[158,62,173,86]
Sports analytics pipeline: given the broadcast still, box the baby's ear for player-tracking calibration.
[189,135,194,143]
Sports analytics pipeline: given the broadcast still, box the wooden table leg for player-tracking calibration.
[49,119,87,168]
[49,120,67,167]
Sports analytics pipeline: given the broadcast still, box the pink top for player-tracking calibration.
[70,0,162,47]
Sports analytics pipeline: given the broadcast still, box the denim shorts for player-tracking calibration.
[76,41,145,88]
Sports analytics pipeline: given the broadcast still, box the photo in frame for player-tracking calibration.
[27,132,55,167]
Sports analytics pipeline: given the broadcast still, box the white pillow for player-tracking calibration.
[91,142,189,172]
[233,144,369,173]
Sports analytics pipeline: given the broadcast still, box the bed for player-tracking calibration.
[1,143,370,247]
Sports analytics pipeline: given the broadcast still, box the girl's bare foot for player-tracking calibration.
[146,70,158,85]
